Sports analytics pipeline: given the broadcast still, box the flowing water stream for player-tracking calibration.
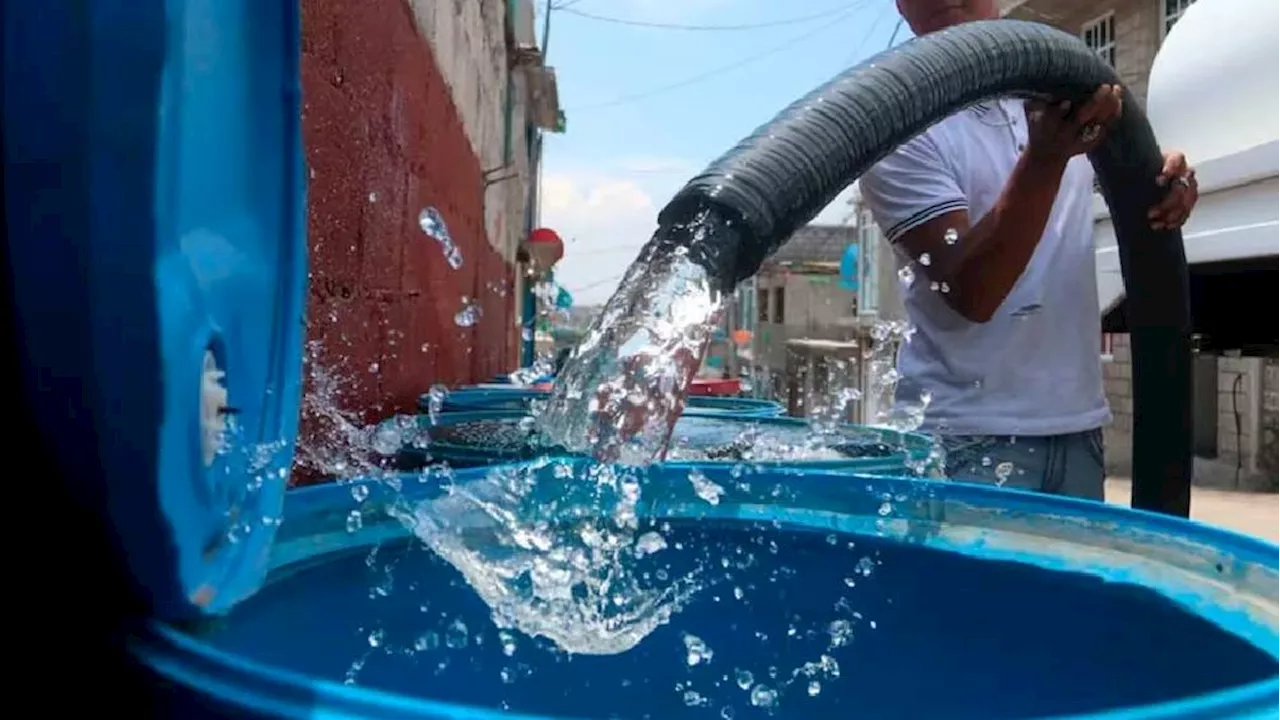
[295,202,941,711]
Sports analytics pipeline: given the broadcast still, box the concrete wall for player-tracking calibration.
[753,274,859,370]
[1007,0,1161,103]
[297,0,524,480]
[1104,338,1279,490]
[1262,358,1279,481]
[407,0,531,264]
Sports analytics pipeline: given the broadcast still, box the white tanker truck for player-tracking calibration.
[1094,0,1278,488]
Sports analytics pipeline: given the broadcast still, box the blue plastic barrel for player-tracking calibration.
[383,409,931,473]
[2,0,305,620]
[130,462,1280,719]
[425,386,785,418]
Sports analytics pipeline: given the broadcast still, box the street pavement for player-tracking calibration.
[1105,478,1279,544]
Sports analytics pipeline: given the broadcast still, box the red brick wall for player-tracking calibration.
[297,0,516,480]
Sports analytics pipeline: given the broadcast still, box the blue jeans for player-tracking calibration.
[940,428,1106,501]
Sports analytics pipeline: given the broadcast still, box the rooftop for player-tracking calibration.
[762,224,857,271]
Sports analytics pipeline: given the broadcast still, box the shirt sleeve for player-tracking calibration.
[859,132,968,244]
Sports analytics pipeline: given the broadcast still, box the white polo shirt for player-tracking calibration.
[859,98,1110,437]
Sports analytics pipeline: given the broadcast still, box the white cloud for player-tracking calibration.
[541,163,858,306]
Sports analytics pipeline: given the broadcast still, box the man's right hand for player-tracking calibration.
[1025,84,1123,162]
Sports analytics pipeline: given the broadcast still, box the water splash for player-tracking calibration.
[390,459,702,655]
[454,298,482,327]
[540,223,725,465]
[418,207,464,269]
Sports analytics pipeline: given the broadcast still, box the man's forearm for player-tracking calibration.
[949,152,1069,322]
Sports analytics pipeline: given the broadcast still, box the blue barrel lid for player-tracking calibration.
[427,386,786,418]
[388,410,932,471]
[3,2,305,620]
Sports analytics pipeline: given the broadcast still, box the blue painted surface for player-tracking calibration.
[131,463,1280,719]
[387,409,930,474]
[839,244,859,292]
[426,387,785,418]
[2,0,305,620]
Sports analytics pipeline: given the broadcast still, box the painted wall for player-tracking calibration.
[296,0,522,480]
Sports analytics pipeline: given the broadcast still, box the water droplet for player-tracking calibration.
[345,510,363,533]
[939,281,951,293]
[498,630,518,657]
[634,531,668,557]
[994,461,1014,486]
[981,456,993,467]
[683,633,713,666]
[426,384,447,424]
[368,362,379,374]
[919,252,932,266]
[735,669,754,690]
[720,706,736,720]
[683,690,705,707]
[454,298,482,327]
[897,265,915,285]
[350,484,370,502]
[414,631,439,651]
[877,501,892,516]
[944,227,959,245]
[418,207,464,269]
[367,191,378,203]
[687,468,725,505]
[367,629,384,647]
[856,556,876,576]
[749,685,777,708]
[445,618,469,648]
[808,680,822,696]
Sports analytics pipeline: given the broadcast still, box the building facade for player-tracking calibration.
[296,0,559,478]
[1002,0,1277,490]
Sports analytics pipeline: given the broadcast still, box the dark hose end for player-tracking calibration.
[653,196,758,294]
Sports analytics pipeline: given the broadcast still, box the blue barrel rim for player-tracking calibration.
[387,409,933,469]
[135,463,1279,720]
[423,386,786,418]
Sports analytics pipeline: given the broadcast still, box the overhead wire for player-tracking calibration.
[556,3,861,31]
[566,3,871,112]
[842,3,894,65]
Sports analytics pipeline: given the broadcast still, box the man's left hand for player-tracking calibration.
[1149,151,1198,230]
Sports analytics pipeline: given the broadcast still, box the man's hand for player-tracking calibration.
[1025,84,1124,162]
[1149,152,1198,230]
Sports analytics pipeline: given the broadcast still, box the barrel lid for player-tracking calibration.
[399,411,929,467]
[3,3,305,620]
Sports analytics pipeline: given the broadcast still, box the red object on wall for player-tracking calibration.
[294,0,516,484]
[688,378,742,397]
[526,227,564,268]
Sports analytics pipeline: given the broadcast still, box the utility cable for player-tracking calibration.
[557,3,860,31]
[567,5,865,112]
[843,4,892,66]
[885,16,906,50]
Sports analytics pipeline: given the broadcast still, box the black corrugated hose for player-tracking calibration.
[649,19,1192,517]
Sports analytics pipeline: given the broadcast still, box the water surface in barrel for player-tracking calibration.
[219,517,1277,719]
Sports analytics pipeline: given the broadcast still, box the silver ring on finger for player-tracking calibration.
[1078,123,1102,144]
[1173,176,1191,189]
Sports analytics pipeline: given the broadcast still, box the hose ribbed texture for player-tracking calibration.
[654,19,1192,517]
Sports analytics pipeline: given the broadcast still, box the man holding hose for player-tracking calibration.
[859,0,1200,500]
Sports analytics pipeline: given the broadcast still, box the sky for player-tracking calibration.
[536,0,911,305]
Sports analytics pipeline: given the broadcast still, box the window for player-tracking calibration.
[1081,13,1116,67]
[773,287,786,324]
[757,287,769,323]
[1161,0,1196,38]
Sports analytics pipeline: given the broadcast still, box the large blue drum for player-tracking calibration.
[131,461,1280,719]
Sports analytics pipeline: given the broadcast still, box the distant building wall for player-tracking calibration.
[296,0,525,480]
